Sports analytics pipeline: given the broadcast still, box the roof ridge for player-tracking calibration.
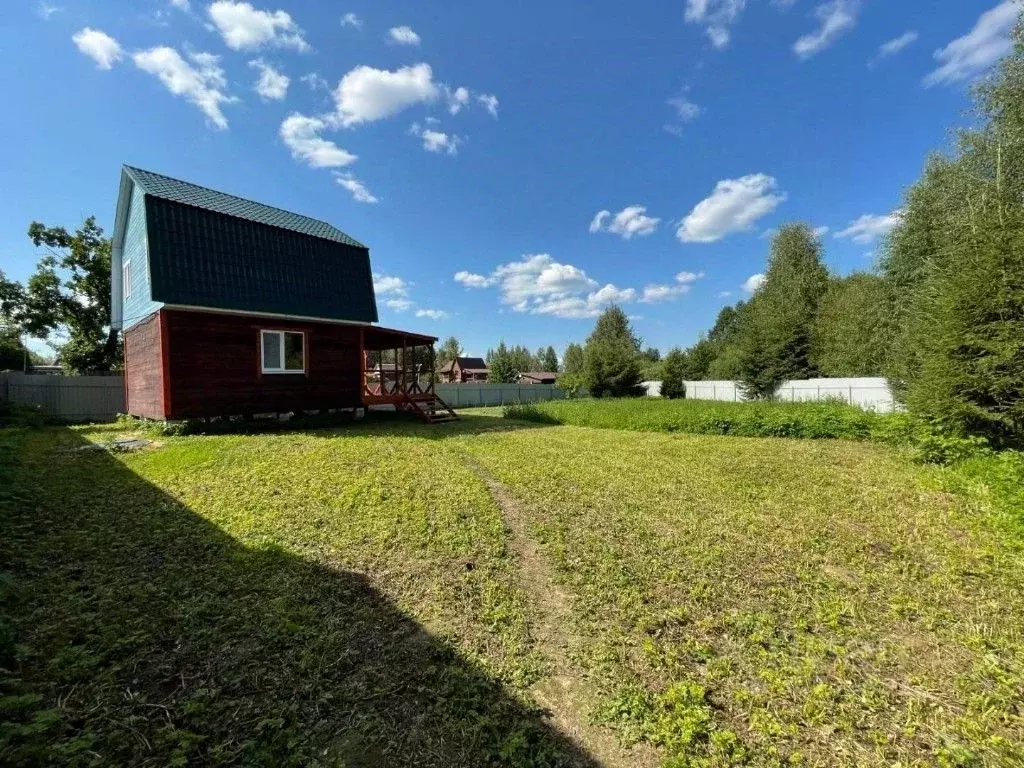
[122,165,366,248]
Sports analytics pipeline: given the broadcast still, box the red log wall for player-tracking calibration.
[161,308,363,419]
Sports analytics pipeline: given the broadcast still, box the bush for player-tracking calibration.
[0,400,47,428]
[502,403,561,424]
[660,348,687,400]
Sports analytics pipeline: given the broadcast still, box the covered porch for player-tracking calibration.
[359,325,457,423]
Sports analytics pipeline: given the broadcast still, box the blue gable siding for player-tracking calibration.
[122,185,162,330]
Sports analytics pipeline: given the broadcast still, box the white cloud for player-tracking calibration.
[454,271,492,288]
[589,205,659,239]
[373,275,408,296]
[280,114,357,168]
[37,3,61,19]
[170,0,189,10]
[333,172,379,204]
[446,86,470,114]
[300,72,328,91]
[208,1,309,52]
[924,2,1017,87]
[415,309,449,320]
[835,212,902,243]
[685,0,746,49]
[477,93,499,117]
[340,12,362,29]
[410,123,462,154]
[386,298,412,311]
[454,254,641,319]
[668,95,701,123]
[641,284,688,303]
[249,59,289,100]
[677,174,786,243]
[676,270,705,284]
[389,25,421,45]
[877,31,919,59]
[743,273,766,293]
[793,0,859,59]
[72,28,123,70]
[133,47,236,129]
[812,225,830,237]
[717,290,733,298]
[333,63,439,127]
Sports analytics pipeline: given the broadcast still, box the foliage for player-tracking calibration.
[0,327,26,371]
[0,400,47,428]
[485,341,521,383]
[561,343,584,375]
[877,22,1024,447]
[583,306,643,398]
[437,336,462,366]
[659,348,687,399]
[810,272,888,376]
[737,223,830,399]
[4,219,119,373]
[536,345,559,373]
[496,396,889,440]
[502,402,560,424]
[554,372,586,398]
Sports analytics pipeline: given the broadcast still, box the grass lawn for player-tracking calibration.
[2,413,1022,766]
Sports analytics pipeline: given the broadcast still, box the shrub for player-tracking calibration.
[660,348,687,400]
[502,403,561,425]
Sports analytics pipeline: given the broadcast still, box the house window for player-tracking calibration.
[261,330,305,374]
[123,261,132,300]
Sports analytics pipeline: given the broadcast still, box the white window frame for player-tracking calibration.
[260,329,306,374]
[123,261,132,300]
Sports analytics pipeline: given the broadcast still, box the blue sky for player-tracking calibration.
[0,1,1016,358]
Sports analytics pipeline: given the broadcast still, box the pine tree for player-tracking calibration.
[583,306,642,398]
[810,273,888,376]
[486,341,519,383]
[737,223,830,398]
[660,348,687,399]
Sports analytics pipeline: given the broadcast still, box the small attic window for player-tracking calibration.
[261,330,305,374]
[123,261,132,300]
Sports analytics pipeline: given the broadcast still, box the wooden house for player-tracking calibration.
[437,357,489,383]
[111,166,456,423]
[518,371,558,385]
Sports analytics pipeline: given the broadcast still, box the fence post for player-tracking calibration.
[848,385,853,405]
[713,384,716,400]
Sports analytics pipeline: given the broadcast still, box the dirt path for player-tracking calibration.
[461,455,658,768]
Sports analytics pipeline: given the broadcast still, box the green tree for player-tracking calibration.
[0,326,27,371]
[507,345,536,374]
[537,345,559,372]
[15,218,120,373]
[678,338,717,380]
[810,273,888,376]
[486,341,520,383]
[737,223,830,398]
[583,306,642,397]
[879,23,1024,445]
[437,336,462,366]
[562,343,584,374]
[660,348,687,399]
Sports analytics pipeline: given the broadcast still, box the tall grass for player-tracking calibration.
[502,397,898,440]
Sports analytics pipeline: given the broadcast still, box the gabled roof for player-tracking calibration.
[520,371,558,381]
[123,165,366,248]
[456,357,487,370]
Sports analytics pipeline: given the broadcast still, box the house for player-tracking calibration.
[437,356,489,383]
[518,371,558,385]
[111,166,456,423]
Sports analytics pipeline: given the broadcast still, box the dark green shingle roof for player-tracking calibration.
[123,165,365,248]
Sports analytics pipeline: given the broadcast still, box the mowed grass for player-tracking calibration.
[458,424,1024,766]
[501,397,893,440]
[2,414,1023,766]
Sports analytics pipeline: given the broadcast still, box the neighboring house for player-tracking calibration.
[437,356,489,383]
[111,166,455,423]
[518,371,558,385]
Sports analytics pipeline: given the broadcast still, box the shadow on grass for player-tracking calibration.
[0,428,596,767]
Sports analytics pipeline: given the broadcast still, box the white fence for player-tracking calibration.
[435,383,568,408]
[670,377,896,412]
[1,372,126,422]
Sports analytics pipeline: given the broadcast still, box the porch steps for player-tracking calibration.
[403,394,459,424]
